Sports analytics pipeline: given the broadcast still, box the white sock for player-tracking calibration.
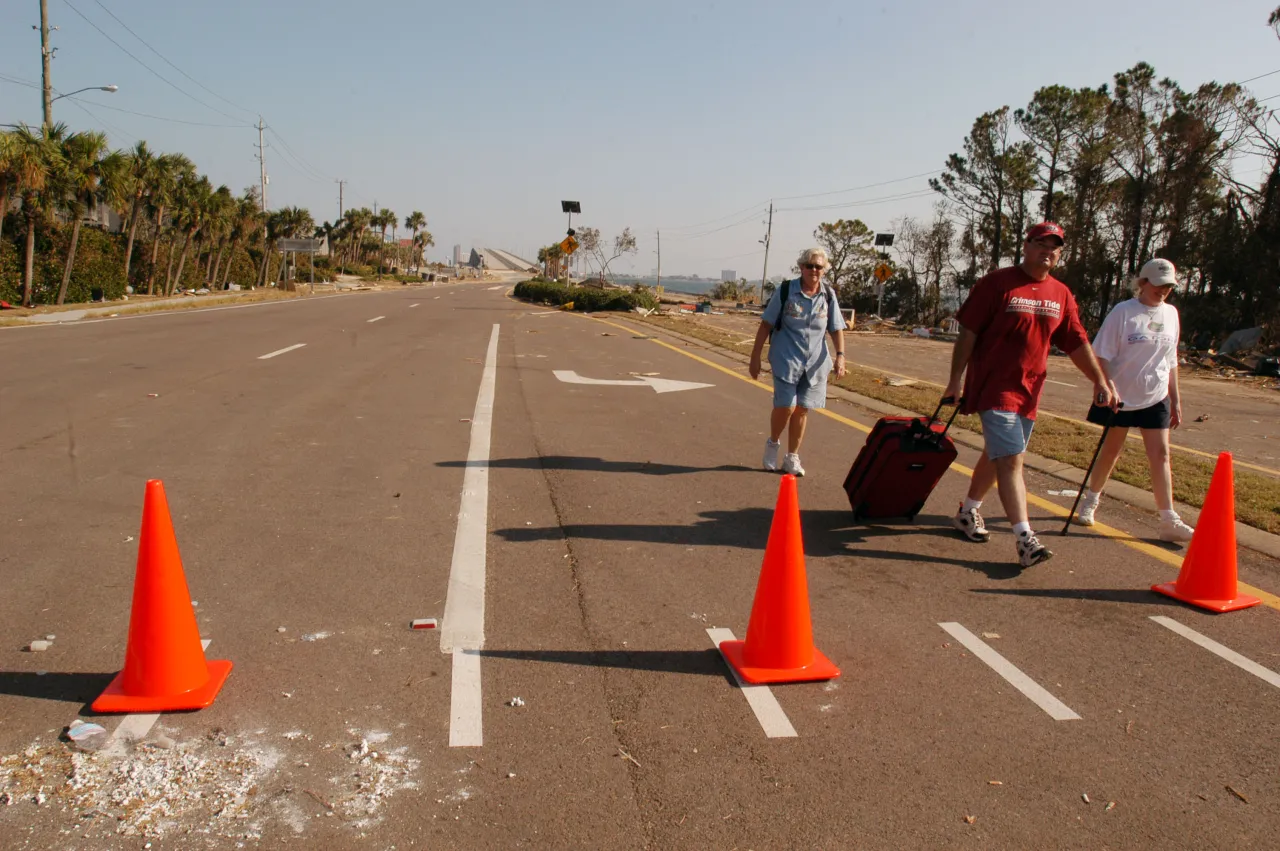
[1159,509,1178,522]
[1012,521,1032,537]
[1083,488,1101,503]
[767,437,780,445]
[962,497,983,513]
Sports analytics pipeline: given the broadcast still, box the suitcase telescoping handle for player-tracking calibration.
[929,395,965,438]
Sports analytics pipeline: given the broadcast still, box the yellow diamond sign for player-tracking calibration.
[560,236,579,255]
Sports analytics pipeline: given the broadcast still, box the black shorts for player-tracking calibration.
[1087,396,1171,429]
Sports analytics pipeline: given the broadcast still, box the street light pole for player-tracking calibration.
[50,85,118,103]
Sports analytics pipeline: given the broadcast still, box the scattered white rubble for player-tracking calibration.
[507,697,525,707]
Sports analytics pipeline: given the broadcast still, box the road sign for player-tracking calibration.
[873,262,893,282]
[560,236,579,255]
[277,238,321,252]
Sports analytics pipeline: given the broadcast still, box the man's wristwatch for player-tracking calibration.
[835,352,845,357]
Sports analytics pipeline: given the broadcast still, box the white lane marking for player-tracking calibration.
[367,315,385,323]
[3,292,355,331]
[1150,616,1280,689]
[938,623,1081,721]
[1046,379,1077,387]
[450,649,483,747]
[553,370,714,394]
[706,628,798,738]
[442,324,500,747]
[108,639,212,743]
[488,285,505,291]
[258,343,306,360]
[410,303,420,308]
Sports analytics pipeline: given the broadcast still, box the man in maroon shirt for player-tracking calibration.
[941,222,1114,568]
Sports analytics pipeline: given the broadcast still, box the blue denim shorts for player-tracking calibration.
[980,409,1035,459]
[773,372,827,409]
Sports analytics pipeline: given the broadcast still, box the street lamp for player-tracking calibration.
[51,84,118,103]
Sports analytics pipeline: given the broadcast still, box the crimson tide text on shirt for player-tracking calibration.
[1091,298,1180,410]
[955,266,1089,419]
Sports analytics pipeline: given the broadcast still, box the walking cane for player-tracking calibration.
[1061,399,1123,535]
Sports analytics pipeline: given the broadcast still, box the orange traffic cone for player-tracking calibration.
[92,480,232,713]
[718,475,840,684]
[1152,452,1260,613]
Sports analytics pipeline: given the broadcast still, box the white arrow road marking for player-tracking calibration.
[488,285,505,290]
[553,370,713,394]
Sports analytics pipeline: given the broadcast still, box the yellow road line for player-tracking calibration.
[844,358,1280,478]
[586,312,1280,611]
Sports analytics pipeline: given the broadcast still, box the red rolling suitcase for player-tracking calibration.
[843,397,961,523]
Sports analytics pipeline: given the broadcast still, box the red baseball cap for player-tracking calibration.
[1027,222,1066,244]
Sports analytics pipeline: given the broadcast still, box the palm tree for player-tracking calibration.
[0,130,18,245]
[168,175,215,295]
[144,154,193,295]
[344,207,372,271]
[221,192,263,288]
[9,124,65,307]
[203,187,237,287]
[373,208,396,278]
[405,211,426,271]
[119,141,159,284]
[56,131,118,304]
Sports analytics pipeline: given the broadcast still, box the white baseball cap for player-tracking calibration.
[1139,258,1178,286]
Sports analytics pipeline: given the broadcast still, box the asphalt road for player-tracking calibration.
[2,283,1279,850]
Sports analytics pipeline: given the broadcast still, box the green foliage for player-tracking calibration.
[514,279,658,312]
[1,226,126,304]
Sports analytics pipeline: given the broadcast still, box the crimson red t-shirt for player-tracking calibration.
[956,266,1088,419]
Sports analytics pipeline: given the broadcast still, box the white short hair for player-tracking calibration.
[797,247,829,268]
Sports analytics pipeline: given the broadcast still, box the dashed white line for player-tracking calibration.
[487,285,505,291]
[257,343,306,360]
[410,303,420,308]
[707,628,798,738]
[938,623,1081,721]
[1150,616,1280,689]
[1046,379,1078,387]
[367,315,385,323]
[441,323,500,747]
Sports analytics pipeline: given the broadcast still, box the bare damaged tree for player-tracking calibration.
[577,226,637,282]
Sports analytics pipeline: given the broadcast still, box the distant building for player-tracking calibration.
[453,244,463,265]
[721,269,736,282]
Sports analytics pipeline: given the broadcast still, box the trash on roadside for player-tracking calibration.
[963,815,976,824]
[410,618,437,630]
[1082,793,1091,804]
[982,632,1001,639]
[147,393,159,398]
[26,640,51,652]
[1105,801,1116,812]
[301,631,331,642]
[1047,489,1079,497]
[1195,414,1210,423]
[65,720,109,752]
[507,697,525,707]
[887,378,918,387]
[912,327,932,338]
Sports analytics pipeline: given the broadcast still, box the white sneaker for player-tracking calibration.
[1075,492,1100,526]
[1160,516,1195,543]
[762,438,781,471]
[952,505,991,542]
[1016,531,1053,568]
[782,453,805,477]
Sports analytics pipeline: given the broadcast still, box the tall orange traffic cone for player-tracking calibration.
[92,480,232,713]
[718,475,840,684]
[1152,452,1260,613]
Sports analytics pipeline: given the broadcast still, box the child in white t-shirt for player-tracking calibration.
[1075,258,1194,542]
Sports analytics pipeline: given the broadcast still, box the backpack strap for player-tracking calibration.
[772,280,792,333]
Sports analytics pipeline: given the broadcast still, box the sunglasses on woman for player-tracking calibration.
[803,264,826,271]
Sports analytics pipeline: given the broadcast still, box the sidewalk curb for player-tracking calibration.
[617,313,1280,562]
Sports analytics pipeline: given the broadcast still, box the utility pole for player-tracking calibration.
[336,179,346,220]
[656,229,661,293]
[758,202,773,304]
[38,0,53,130]
[256,117,268,214]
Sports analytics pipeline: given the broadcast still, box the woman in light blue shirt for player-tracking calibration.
[748,247,848,476]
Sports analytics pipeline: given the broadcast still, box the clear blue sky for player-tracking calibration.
[2,0,1278,276]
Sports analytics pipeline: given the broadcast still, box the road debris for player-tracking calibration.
[507,697,525,707]
[1105,801,1116,812]
[963,814,976,824]
[411,618,438,630]
[25,640,51,652]
[1082,793,1091,804]
[1047,489,1079,497]
[988,780,1003,786]
[981,632,1001,639]
[1227,785,1249,803]
[617,747,641,768]
[301,631,331,642]
[1195,414,1210,422]
[65,720,109,752]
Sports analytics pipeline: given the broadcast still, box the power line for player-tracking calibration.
[59,0,245,123]
[265,127,333,182]
[662,201,771,232]
[773,170,943,202]
[63,96,248,127]
[1240,68,1280,85]
[776,188,937,213]
[91,0,258,119]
